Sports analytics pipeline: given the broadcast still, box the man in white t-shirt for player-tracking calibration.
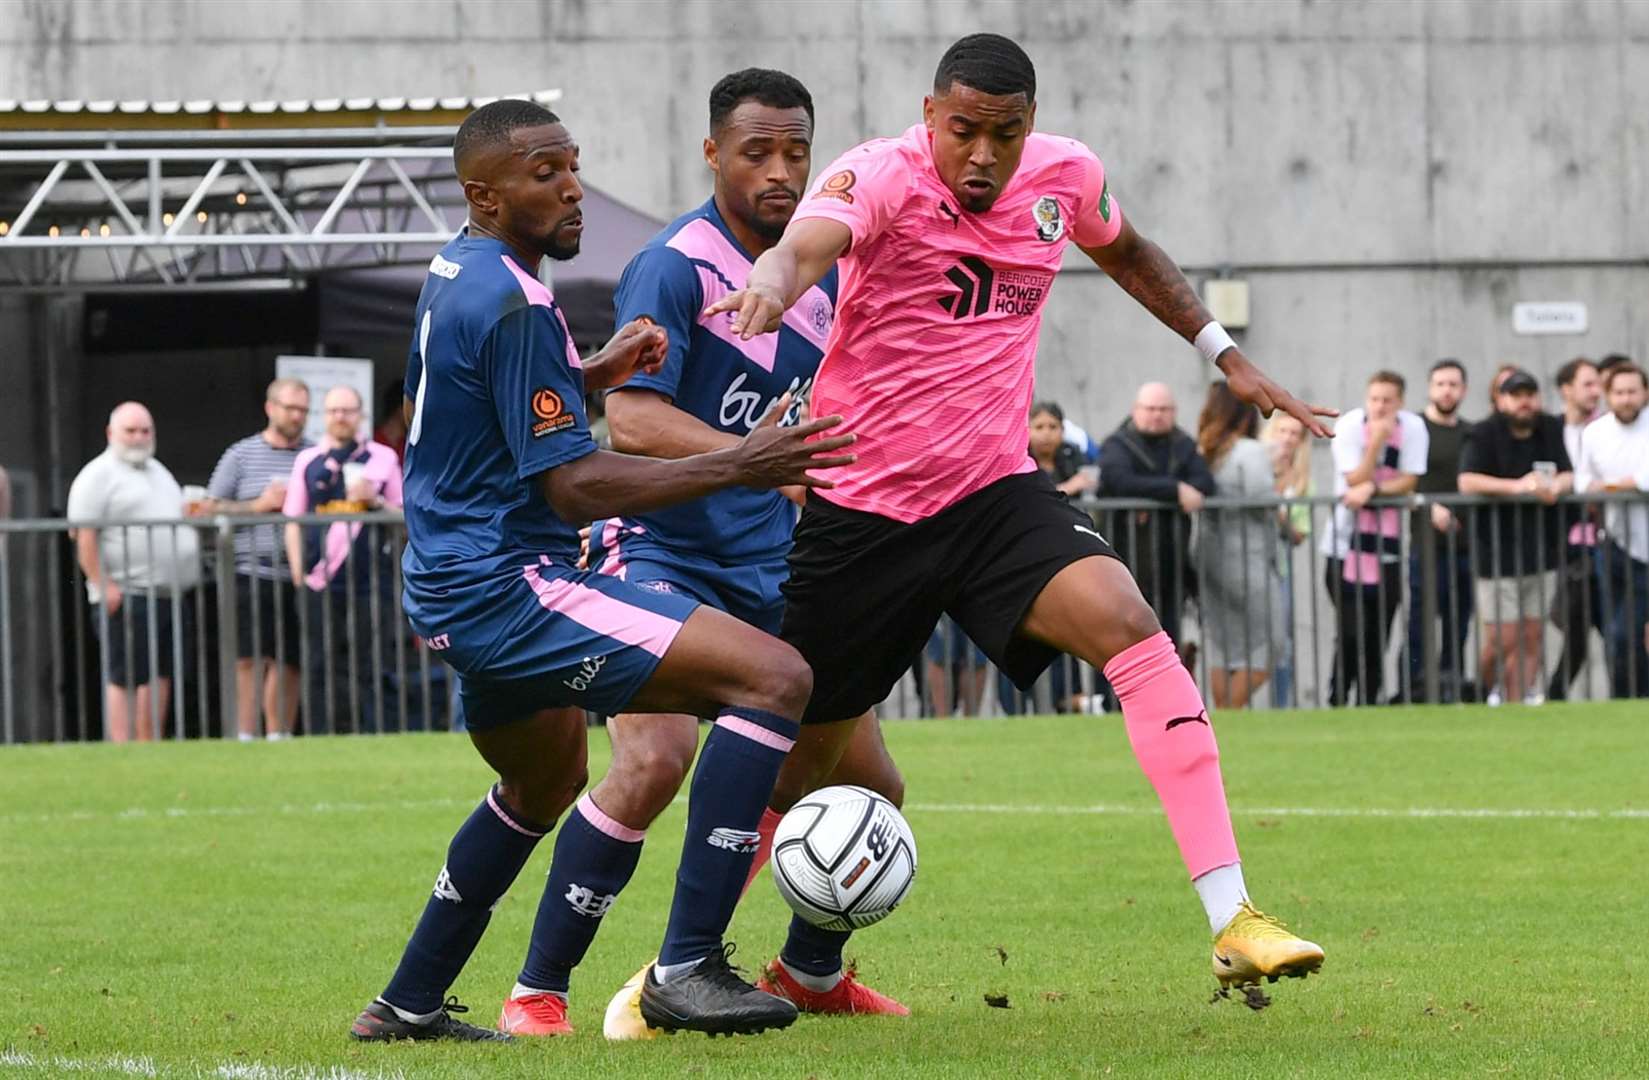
[1575,362,1649,697]
[66,402,201,742]
[1320,371,1428,705]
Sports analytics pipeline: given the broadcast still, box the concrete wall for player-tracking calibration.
[4,0,1646,442]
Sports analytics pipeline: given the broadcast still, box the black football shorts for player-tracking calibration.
[780,470,1120,724]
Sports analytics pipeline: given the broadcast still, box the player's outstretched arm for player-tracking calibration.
[1079,221,1337,438]
[538,395,854,522]
[703,219,851,340]
[607,389,739,459]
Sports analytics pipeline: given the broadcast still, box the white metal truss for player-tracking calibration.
[0,142,463,288]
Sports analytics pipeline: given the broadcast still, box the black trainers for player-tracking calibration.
[350,996,514,1042]
[639,943,799,1036]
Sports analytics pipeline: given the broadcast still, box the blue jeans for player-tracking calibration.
[1598,544,1649,698]
[1271,568,1297,708]
[1404,548,1475,702]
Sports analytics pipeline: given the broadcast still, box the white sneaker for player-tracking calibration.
[237,732,256,743]
[1485,690,1503,707]
[1521,692,1545,707]
[266,731,289,741]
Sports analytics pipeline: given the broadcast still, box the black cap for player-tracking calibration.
[1499,369,1539,394]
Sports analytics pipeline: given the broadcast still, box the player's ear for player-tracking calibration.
[1026,100,1037,133]
[703,136,720,177]
[462,178,499,217]
[922,94,936,133]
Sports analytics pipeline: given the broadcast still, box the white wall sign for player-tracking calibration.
[276,355,375,444]
[1512,302,1588,336]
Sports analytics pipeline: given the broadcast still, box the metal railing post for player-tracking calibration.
[214,516,239,739]
[1420,498,1440,704]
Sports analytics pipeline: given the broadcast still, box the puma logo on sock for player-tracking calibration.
[1165,712,1209,731]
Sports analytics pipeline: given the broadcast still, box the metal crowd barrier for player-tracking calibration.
[1,492,1646,742]
[0,511,454,743]
[879,490,1649,718]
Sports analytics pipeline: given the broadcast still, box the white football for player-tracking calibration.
[772,785,917,931]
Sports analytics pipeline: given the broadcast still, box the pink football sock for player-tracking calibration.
[739,806,784,899]
[1104,631,1239,879]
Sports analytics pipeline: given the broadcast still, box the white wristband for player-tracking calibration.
[1194,321,1236,364]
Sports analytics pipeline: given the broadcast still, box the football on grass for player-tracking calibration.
[772,785,917,931]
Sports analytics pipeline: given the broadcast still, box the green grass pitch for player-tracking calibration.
[3,704,1646,1078]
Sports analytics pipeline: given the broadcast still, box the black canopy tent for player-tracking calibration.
[313,180,666,355]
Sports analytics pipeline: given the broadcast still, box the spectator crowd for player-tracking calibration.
[21,348,1649,740]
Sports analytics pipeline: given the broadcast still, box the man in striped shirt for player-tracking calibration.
[206,377,312,740]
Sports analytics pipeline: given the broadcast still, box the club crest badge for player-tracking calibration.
[1032,195,1064,242]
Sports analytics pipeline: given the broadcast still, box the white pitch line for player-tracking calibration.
[0,796,474,827]
[3,795,1645,827]
[904,802,1649,820]
[0,1050,407,1080]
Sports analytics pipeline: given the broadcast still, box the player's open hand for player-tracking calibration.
[583,318,668,391]
[1217,349,1337,438]
[703,285,787,340]
[736,393,856,490]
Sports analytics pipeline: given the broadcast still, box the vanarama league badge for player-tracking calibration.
[1032,196,1063,242]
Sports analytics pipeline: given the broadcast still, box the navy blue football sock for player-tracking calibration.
[656,707,799,969]
[380,785,548,1015]
[517,794,645,995]
[780,915,851,978]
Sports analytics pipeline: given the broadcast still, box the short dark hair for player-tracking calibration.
[1430,358,1466,382]
[1556,356,1597,388]
[708,68,814,134]
[1604,362,1646,392]
[1598,353,1633,374]
[1030,400,1064,423]
[933,33,1036,101]
[1368,370,1406,395]
[453,99,560,174]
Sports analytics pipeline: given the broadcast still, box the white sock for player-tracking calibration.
[652,957,704,983]
[778,957,842,993]
[379,998,443,1025]
[1193,862,1249,934]
[510,981,564,1001]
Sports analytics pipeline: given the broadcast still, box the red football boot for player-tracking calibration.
[498,991,574,1036]
[756,959,910,1017]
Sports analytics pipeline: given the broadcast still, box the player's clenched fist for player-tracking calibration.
[733,393,856,490]
[582,317,669,391]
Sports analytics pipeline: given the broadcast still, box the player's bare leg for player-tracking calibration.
[1019,555,1323,1006]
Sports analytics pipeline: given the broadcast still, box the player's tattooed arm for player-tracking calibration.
[705,219,851,340]
[538,396,855,521]
[1079,219,1212,343]
[1080,220,1338,437]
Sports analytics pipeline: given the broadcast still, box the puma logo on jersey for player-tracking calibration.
[1073,524,1108,544]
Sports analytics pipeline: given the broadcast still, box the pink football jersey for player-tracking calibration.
[784,123,1122,522]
